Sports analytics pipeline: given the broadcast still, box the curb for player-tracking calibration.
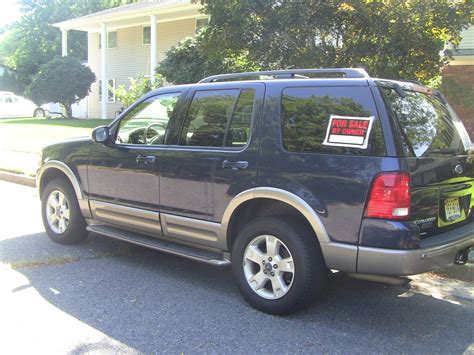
[0,171,36,188]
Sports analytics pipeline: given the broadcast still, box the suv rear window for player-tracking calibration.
[381,87,469,157]
[281,87,386,156]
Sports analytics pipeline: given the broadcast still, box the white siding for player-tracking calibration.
[88,18,197,118]
[459,25,474,50]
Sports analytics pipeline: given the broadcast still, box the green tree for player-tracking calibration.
[179,0,470,83]
[26,57,95,118]
[157,30,259,84]
[113,73,165,107]
[0,0,123,94]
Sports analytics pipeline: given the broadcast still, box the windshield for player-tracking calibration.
[381,87,470,157]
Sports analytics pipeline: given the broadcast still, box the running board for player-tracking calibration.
[86,225,231,266]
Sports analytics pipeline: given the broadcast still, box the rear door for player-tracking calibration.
[159,83,264,248]
[380,85,474,237]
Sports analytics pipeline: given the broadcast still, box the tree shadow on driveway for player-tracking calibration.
[2,232,473,353]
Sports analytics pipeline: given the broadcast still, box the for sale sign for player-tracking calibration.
[322,115,375,149]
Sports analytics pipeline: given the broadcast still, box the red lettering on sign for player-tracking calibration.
[349,120,369,129]
[332,119,347,128]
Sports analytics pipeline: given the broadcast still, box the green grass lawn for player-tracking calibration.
[0,117,112,176]
[0,117,112,153]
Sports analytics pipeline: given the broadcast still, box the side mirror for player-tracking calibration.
[92,126,110,144]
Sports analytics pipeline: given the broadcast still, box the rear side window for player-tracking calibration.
[180,89,255,148]
[281,87,386,156]
[381,88,468,157]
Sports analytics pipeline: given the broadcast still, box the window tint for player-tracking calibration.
[281,87,386,156]
[116,93,180,145]
[180,89,254,148]
[381,88,467,157]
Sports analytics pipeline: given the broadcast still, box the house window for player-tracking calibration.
[99,79,116,103]
[108,31,117,48]
[99,31,118,49]
[196,18,209,33]
[143,26,151,45]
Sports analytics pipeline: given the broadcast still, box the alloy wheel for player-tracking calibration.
[243,234,295,300]
[45,190,70,234]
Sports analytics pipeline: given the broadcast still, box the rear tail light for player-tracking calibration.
[364,172,411,220]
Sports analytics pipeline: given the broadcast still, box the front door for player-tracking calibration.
[87,90,184,235]
[159,83,264,247]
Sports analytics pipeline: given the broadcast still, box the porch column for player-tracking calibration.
[100,22,107,120]
[61,29,68,56]
[150,14,157,79]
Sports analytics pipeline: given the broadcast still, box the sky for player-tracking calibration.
[0,0,22,29]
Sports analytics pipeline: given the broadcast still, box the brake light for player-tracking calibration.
[364,172,410,220]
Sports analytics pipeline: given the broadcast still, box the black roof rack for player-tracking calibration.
[198,68,369,83]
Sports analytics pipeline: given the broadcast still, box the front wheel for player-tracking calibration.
[41,178,88,244]
[232,217,328,315]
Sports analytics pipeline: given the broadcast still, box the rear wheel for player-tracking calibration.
[232,216,328,314]
[41,178,87,244]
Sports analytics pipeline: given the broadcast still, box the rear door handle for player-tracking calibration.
[136,155,156,164]
[222,160,248,170]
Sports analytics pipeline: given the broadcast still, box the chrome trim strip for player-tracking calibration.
[221,187,330,244]
[161,213,226,249]
[90,200,161,235]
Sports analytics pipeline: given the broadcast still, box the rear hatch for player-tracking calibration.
[379,82,474,238]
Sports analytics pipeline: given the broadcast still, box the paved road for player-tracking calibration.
[1,180,473,354]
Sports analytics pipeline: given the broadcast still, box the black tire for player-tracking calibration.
[41,178,88,244]
[34,108,46,118]
[232,216,328,315]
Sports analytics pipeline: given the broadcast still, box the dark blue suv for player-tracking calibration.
[37,68,474,314]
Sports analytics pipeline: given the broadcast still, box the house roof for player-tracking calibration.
[53,0,203,32]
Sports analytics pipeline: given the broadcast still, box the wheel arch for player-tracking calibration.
[37,161,84,201]
[222,187,330,250]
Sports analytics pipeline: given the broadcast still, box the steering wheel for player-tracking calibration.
[144,122,167,145]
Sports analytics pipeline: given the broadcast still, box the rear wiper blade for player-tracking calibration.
[376,80,407,98]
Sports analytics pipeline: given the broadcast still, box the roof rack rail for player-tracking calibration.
[198,68,369,83]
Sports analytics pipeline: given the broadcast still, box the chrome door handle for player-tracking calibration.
[136,155,156,164]
[222,160,248,170]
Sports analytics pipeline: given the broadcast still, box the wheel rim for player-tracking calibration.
[243,234,295,300]
[45,190,70,234]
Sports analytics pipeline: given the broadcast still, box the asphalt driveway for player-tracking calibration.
[1,180,473,354]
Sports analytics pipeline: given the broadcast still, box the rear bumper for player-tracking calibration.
[357,221,474,276]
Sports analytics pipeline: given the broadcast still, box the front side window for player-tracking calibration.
[116,92,180,145]
[281,87,386,156]
[179,89,255,148]
[381,87,468,157]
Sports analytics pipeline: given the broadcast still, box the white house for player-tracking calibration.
[54,0,206,119]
